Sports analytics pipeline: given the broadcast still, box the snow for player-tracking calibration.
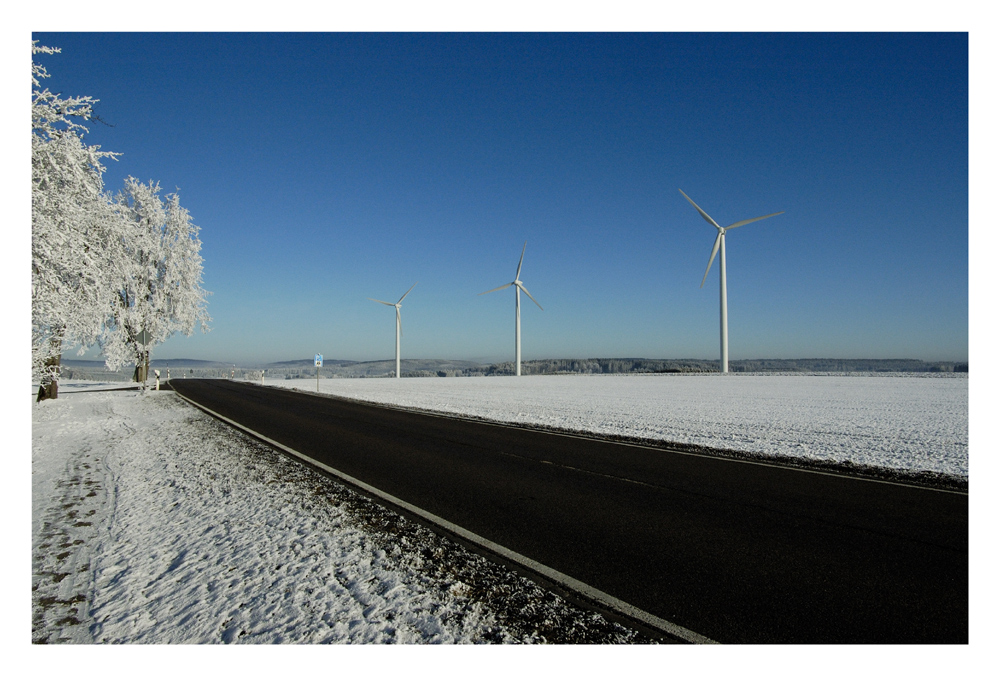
[30,372,969,648]
[268,372,969,479]
[31,383,646,645]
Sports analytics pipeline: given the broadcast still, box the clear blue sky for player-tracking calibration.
[33,31,968,365]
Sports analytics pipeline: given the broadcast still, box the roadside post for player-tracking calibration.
[315,354,323,392]
[154,369,161,390]
[135,329,152,393]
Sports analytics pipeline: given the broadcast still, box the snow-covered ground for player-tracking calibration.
[31,382,646,645]
[266,372,968,479]
[29,372,971,652]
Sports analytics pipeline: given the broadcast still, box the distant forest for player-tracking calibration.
[59,357,968,382]
[455,358,967,377]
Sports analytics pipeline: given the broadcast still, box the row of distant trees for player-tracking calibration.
[489,358,968,375]
[32,43,210,398]
[236,358,971,380]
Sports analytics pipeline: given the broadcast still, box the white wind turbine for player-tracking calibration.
[680,189,784,374]
[368,282,417,379]
[479,242,543,377]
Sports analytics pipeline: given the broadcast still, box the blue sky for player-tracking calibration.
[32,31,968,365]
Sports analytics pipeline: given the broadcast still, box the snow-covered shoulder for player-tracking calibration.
[32,388,646,644]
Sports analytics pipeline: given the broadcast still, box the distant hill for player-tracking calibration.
[56,356,967,382]
[264,359,358,368]
[151,359,238,368]
[265,359,485,379]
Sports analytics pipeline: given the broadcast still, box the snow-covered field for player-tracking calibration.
[30,383,645,645]
[267,372,969,479]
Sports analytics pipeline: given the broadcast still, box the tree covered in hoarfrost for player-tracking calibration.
[31,43,210,392]
[31,42,122,386]
[99,178,210,372]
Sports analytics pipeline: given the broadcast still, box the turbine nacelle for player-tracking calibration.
[514,279,543,311]
[679,190,784,288]
[479,242,543,311]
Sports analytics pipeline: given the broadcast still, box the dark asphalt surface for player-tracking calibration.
[169,378,968,644]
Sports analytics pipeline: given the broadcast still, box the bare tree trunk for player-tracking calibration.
[133,352,148,387]
[37,338,61,401]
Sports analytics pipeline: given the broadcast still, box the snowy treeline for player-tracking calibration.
[262,358,968,379]
[463,358,968,376]
[31,43,209,391]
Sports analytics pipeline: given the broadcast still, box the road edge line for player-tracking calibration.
[275,384,967,495]
[173,389,718,645]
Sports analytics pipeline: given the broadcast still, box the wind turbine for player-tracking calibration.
[479,242,543,376]
[679,189,783,374]
[368,282,417,379]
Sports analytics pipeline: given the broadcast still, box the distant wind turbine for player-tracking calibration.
[479,242,543,377]
[679,189,784,374]
[368,282,417,379]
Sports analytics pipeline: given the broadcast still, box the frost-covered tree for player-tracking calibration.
[32,43,210,395]
[98,178,210,374]
[31,42,122,394]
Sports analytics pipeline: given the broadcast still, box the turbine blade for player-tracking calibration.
[519,284,543,310]
[725,211,785,230]
[396,306,402,336]
[479,283,513,295]
[700,232,722,288]
[397,282,417,304]
[515,241,526,281]
[368,298,395,306]
[679,189,722,230]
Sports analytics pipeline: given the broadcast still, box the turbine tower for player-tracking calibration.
[679,189,783,374]
[368,282,417,379]
[479,242,543,376]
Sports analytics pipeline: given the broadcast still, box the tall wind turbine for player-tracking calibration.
[368,282,417,379]
[680,189,783,374]
[479,242,543,376]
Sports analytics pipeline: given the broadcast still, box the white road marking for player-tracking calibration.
[173,389,718,644]
[296,387,966,495]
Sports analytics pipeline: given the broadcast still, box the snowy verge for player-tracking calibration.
[31,389,649,644]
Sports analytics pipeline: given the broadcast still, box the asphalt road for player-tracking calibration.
[169,378,968,643]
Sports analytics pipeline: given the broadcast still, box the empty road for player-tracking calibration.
[169,379,968,643]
